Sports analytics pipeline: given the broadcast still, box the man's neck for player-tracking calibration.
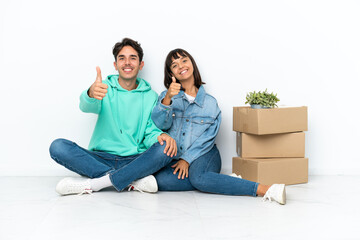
[118,77,138,91]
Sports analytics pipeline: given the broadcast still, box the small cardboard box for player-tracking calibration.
[232,157,308,185]
[233,106,308,135]
[236,132,305,158]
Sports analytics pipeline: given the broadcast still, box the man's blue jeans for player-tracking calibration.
[49,138,173,191]
[154,145,259,196]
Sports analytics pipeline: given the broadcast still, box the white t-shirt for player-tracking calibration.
[184,93,196,103]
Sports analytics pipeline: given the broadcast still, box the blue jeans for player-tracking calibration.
[154,145,259,196]
[49,138,173,191]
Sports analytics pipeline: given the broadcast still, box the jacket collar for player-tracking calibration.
[173,85,206,108]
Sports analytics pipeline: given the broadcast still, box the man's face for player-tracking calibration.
[113,46,144,82]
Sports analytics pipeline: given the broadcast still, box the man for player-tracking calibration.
[49,38,176,195]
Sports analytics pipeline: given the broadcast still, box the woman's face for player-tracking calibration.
[170,54,194,82]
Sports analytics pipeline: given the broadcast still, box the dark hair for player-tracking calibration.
[112,38,144,62]
[164,48,205,89]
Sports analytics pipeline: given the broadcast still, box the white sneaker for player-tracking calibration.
[128,175,158,193]
[56,177,93,196]
[263,184,286,205]
[229,173,242,179]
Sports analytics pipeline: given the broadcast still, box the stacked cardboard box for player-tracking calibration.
[232,106,308,185]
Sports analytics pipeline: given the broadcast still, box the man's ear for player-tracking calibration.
[139,61,144,70]
[113,61,117,70]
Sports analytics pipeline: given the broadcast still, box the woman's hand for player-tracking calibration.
[162,76,181,105]
[172,159,189,179]
[157,133,177,157]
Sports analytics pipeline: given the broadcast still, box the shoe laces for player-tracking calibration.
[128,184,144,194]
[77,189,93,195]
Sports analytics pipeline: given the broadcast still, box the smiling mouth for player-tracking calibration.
[180,70,188,75]
[123,68,133,73]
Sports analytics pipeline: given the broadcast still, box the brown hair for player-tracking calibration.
[112,38,144,62]
[164,48,205,89]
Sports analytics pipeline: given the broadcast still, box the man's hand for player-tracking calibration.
[157,133,177,157]
[88,66,108,100]
[162,76,181,105]
[172,159,189,179]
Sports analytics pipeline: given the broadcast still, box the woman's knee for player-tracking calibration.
[188,171,206,191]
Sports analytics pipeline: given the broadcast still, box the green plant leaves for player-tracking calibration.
[245,89,280,108]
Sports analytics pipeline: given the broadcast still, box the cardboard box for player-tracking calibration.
[232,157,308,185]
[233,106,308,135]
[236,132,305,158]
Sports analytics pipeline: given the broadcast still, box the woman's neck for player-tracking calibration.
[181,77,198,97]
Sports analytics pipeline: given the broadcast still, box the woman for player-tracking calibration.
[152,49,286,204]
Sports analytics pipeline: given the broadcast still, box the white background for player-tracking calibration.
[1,0,359,176]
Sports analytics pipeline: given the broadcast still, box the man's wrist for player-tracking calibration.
[87,87,93,98]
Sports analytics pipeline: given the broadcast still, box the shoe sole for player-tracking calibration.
[145,175,158,193]
[280,185,286,205]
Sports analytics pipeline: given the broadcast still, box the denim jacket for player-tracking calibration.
[151,86,221,165]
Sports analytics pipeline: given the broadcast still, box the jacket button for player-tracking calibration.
[183,132,185,136]
[186,119,189,122]
[180,146,183,150]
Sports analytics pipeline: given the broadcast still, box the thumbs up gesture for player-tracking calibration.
[166,76,181,99]
[88,66,108,100]
[162,76,181,106]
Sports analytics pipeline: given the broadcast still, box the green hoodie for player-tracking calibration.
[79,75,163,156]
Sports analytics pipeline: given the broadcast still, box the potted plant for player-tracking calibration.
[245,89,280,109]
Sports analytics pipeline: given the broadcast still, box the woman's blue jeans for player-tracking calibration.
[154,145,259,196]
[49,138,173,191]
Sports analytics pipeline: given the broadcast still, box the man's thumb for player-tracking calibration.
[96,66,102,82]
[172,76,176,83]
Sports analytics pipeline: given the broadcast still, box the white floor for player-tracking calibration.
[1,175,359,240]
